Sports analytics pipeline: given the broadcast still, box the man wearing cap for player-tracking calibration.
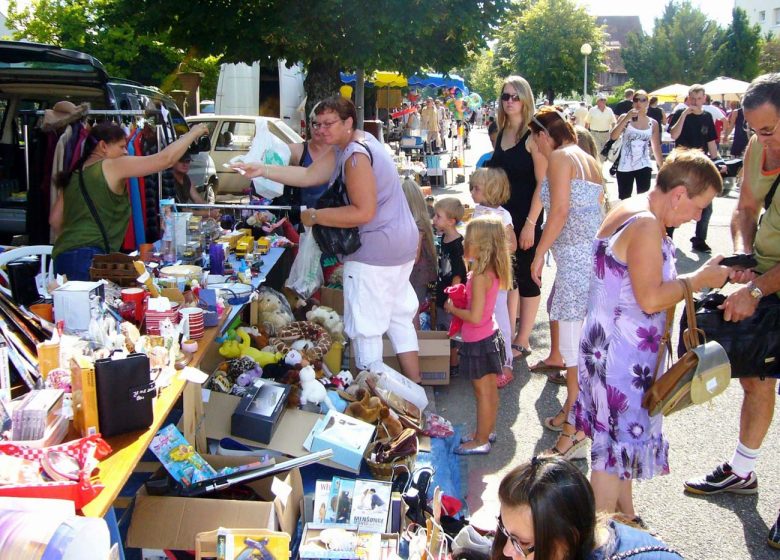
[586,95,616,159]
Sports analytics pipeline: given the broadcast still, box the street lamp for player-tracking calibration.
[580,43,592,100]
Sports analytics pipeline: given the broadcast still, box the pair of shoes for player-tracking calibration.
[529,360,565,373]
[375,428,418,463]
[454,441,491,455]
[511,344,532,358]
[403,466,434,525]
[452,525,493,557]
[543,410,565,432]
[690,236,712,253]
[683,462,758,495]
[546,370,567,385]
[460,432,497,444]
[450,365,459,378]
[768,510,780,550]
[496,370,514,388]
[546,432,589,460]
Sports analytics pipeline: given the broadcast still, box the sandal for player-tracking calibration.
[511,344,532,358]
[546,370,567,385]
[529,360,565,373]
[543,409,566,432]
[545,430,589,461]
[496,370,514,388]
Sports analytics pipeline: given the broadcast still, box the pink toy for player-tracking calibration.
[444,283,467,337]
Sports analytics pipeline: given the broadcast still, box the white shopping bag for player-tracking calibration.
[229,118,291,199]
[284,227,323,299]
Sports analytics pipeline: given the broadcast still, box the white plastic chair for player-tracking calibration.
[0,245,55,299]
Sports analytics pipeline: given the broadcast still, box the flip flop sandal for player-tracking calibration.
[511,344,532,358]
[546,370,567,385]
[529,360,566,373]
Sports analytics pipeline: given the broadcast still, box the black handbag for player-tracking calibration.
[312,140,373,256]
[679,292,780,379]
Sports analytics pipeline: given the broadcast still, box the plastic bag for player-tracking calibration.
[285,227,323,299]
[229,118,291,199]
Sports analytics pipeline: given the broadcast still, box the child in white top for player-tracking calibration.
[469,168,517,388]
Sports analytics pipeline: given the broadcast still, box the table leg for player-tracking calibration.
[105,506,126,560]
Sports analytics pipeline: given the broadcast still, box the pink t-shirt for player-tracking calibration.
[461,271,499,342]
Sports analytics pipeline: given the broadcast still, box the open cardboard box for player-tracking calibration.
[318,286,344,316]
[126,457,302,551]
[350,330,450,385]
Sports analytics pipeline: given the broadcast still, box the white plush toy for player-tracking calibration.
[299,365,333,410]
[336,369,354,388]
[284,349,303,366]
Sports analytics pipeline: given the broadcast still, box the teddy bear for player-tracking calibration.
[345,388,383,423]
[254,287,294,335]
[299,365,333,410]
[443,283,467,337]
[306,305,345,344]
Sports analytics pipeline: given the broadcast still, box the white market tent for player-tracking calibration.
[702,76,751,102]
[648,83,689,103]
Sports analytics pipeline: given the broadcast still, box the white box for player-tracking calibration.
[52,281,104,333]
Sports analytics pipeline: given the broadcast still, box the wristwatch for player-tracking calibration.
[309,209,317,224]
[747,281,764,300]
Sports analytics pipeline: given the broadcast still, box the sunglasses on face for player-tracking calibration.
[633,97,648,103]
[498,516,535,557]
[501,93,521,103]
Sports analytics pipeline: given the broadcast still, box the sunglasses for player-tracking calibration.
[501,93,521,103]
[497,516,535,557]
[743,119,780,138]
[633,97,648,103]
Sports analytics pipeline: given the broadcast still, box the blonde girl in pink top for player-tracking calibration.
[445,216,513,455]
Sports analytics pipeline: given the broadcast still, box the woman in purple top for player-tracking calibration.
[236,97,421,381]
[572,149,730,519]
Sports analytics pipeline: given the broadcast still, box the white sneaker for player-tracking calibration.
[452,525,492,556]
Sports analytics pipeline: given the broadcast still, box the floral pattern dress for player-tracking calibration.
[573,213,676,480]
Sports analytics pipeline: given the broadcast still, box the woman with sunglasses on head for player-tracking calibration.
[610,90,664,200]
[528,108,604,460]
[233,96,422,382]
[493,456,682,560]
[486,76,548,365]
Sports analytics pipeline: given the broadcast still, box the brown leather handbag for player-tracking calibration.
[641,278,731,417]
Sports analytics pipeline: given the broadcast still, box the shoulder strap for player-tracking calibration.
[764,173,780,211]
[651,278,695,384]
[77,167,111,254]
[568,152,586,180]
[608,545,681,560]
[299,141,309,167]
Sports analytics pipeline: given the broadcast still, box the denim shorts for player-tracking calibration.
[53,246,105,281]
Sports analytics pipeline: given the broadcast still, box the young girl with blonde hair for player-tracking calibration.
[445,215,513,455]
[469,168,517,388]
[401,178,437,326]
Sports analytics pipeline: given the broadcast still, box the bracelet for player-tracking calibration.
[526,216,535,225]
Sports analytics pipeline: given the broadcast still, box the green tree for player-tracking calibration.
[622,1,722,90]
[460,49,500,101]
[494,0,604,103]
[759,36,780,74]
[135,0,508,116]
[711,8,762,81]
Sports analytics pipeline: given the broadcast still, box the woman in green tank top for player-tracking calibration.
[50,121,210,280]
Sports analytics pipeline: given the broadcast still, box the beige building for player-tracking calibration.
[735,0,780,37]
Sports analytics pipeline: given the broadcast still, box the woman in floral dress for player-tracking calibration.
[573,149,732,518]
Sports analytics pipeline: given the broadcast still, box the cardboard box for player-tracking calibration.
[70,356,99,437]
[318,287,344,316]
[127,457,302,551]
[299,524,399,559]
[350,331,450,386]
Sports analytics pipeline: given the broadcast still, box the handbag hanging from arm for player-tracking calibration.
[312,140,373,257]
[641,278,731,417]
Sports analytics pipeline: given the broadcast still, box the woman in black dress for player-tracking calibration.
[487,76,547,361]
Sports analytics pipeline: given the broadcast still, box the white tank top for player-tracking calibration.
[617,121,654,172]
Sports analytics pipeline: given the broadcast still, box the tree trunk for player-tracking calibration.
[546,88,555,105]
[303,59,342,131]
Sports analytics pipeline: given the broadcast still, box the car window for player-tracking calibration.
[216,120,255,150]
[168,107,189,137]
[267,120,302,144]
[188,120,218,137]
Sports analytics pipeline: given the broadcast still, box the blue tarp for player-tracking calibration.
[340,71,468,93]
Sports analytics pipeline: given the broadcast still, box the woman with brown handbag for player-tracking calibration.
[572,149,731,520]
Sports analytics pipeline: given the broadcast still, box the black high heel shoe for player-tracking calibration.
[403,466,434,525]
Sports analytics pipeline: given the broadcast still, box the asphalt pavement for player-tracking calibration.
[428,126,780,559]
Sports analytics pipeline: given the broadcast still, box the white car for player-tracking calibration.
[185,115,303,195]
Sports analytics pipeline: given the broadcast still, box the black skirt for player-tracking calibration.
[459,330,506,380]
